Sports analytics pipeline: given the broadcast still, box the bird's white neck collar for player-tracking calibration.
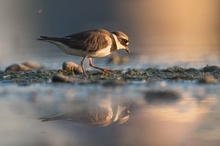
[112,33,125,50]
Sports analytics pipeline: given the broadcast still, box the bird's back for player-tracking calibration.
[38,29,113,53]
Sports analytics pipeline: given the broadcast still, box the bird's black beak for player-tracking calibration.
[125,47,130,53]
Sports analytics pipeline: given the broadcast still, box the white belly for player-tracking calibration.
[88,45,112,58]
[53,41,112,58]
[52,42,86,57]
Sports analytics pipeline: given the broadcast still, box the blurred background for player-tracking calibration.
[1,1,220,146]
[0,0,219,66]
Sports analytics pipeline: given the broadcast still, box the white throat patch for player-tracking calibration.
[112,34,126,50]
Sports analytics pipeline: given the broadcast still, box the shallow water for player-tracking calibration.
[0,0,219,144]
[0,80,220,146]
[0,49,220,146]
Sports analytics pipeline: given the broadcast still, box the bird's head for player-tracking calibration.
[112,31,130,53]
[114,106,130,124]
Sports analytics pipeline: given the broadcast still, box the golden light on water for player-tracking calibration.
[0,0,219,63]
[121,0,220,60]
[0,1,220,146]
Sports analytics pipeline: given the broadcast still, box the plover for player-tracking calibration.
[39,98,130,126]
[38,29,130,77]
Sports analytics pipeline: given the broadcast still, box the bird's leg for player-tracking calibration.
[89,58,110,74]
[81,56,88,77]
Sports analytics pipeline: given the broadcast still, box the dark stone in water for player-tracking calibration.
[144,90,181,105]
[102,80,125,87]
[203,65,220,72]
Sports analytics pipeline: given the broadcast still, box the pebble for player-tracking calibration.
[108,53,129,64]
[52,74,77,83]
[5,64,31,71]
[144,90,181,105]
[62,61,83,74]
[203,65,220,72]
[5,61,44,71]
[102,80,125,87]
[197,76,217,84]
[22,61,44,69]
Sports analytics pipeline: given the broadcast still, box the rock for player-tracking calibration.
[108,53,129,65]
[22,61,44,69]
[197,76,217,84]
[5,64,31,71]
[203,65,220,72]
[102,80,125,87]
[62,61,83,74]
[5,61,44,71]
[144,90,181,105]
[52,74,77,83]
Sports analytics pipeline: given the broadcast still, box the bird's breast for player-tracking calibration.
[88,44,112,58]
[53,40,113,58]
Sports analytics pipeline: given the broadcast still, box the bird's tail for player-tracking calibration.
[39,113,66,122]
[37,36,65,42]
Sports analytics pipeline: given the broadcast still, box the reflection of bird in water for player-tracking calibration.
[40,98,130,127]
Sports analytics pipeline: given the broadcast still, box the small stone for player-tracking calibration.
[197,76,217,84]
[144,90,181,105]
[5,61,44,71]
[108,53,129,65]
[22,61,44,69]
[203,65,220,72]
[5,64,31,71]
[62,61,83,74]
[52,74,77,83]
[102,80,125,87]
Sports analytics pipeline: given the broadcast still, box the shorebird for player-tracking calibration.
[38,29,130,77]
[39,98,130,127]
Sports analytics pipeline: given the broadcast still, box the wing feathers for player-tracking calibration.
[38,29,112,52]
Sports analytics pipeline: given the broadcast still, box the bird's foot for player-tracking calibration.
[103,69,114,74]
[83,74,88,78]
[82,71,88,78]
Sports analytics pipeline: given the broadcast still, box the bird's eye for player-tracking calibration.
[124,39,128,43]
[123,39,129,45]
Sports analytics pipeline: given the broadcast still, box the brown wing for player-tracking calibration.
[66,29,111,52]
[39,29,111,53]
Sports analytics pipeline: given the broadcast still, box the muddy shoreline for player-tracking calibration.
[1,64,219,85]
